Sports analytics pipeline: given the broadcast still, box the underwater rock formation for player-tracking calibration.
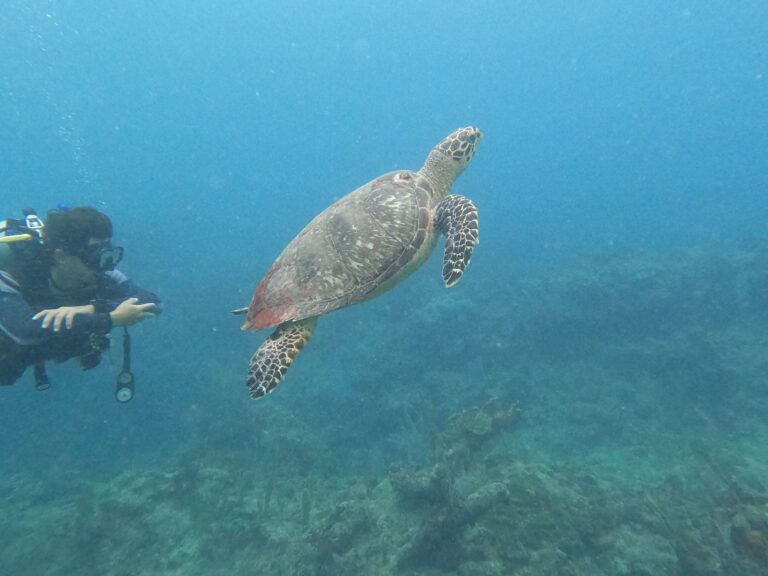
[395,480,511,571]
[307,500,376,568]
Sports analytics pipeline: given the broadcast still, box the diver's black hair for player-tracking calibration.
[44,207,113,253]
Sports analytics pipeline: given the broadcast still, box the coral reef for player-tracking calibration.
[2,242,768,575]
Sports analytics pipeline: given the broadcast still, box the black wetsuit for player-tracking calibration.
[0,246,160,387]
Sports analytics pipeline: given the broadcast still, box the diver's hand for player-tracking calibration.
[33,305,96,331]
[110,298,157,327]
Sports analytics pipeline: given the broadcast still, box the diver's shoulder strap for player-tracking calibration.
[0,239,29,296]
[0,242,13,270]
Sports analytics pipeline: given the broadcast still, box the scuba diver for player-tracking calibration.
[0,206,160,400]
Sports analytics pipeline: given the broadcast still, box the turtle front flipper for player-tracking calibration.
[247,317,318,399]
[435,195,479,287]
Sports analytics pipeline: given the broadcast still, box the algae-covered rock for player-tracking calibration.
[465,481,510,517]
[307,500,377,567]
[459,407,494,437]
[731,508,768,563]
[443,400,520,447]
[389,463,452,508]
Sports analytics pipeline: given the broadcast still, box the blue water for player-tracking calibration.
[2,2,768,574]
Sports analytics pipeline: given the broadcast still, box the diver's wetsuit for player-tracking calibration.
[0,259,161,387]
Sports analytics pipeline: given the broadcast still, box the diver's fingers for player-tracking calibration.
[52,310,66,332]
[34,307,87,330]
[39,311,55,329]
[133,302,157,312]
[33,309,51,324]
[65,309,79,329]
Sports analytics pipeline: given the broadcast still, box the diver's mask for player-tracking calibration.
[78,241,124,271]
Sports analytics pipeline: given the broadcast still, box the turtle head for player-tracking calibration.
[435,126,483,166]
[420,126,483,196]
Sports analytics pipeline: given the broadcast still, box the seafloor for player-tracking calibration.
[2,241,768,576]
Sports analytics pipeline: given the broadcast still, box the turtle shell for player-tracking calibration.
[243,170,436,331]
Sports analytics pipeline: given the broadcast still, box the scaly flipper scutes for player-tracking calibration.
[435,194,479,287]
[247,317,317,398]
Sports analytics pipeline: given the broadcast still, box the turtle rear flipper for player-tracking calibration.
[247,317,317,399]
[435,194,479,287]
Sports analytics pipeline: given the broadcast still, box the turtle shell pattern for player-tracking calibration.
[245,170,437,331]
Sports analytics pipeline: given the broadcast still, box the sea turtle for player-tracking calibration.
[235,126,483,399]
